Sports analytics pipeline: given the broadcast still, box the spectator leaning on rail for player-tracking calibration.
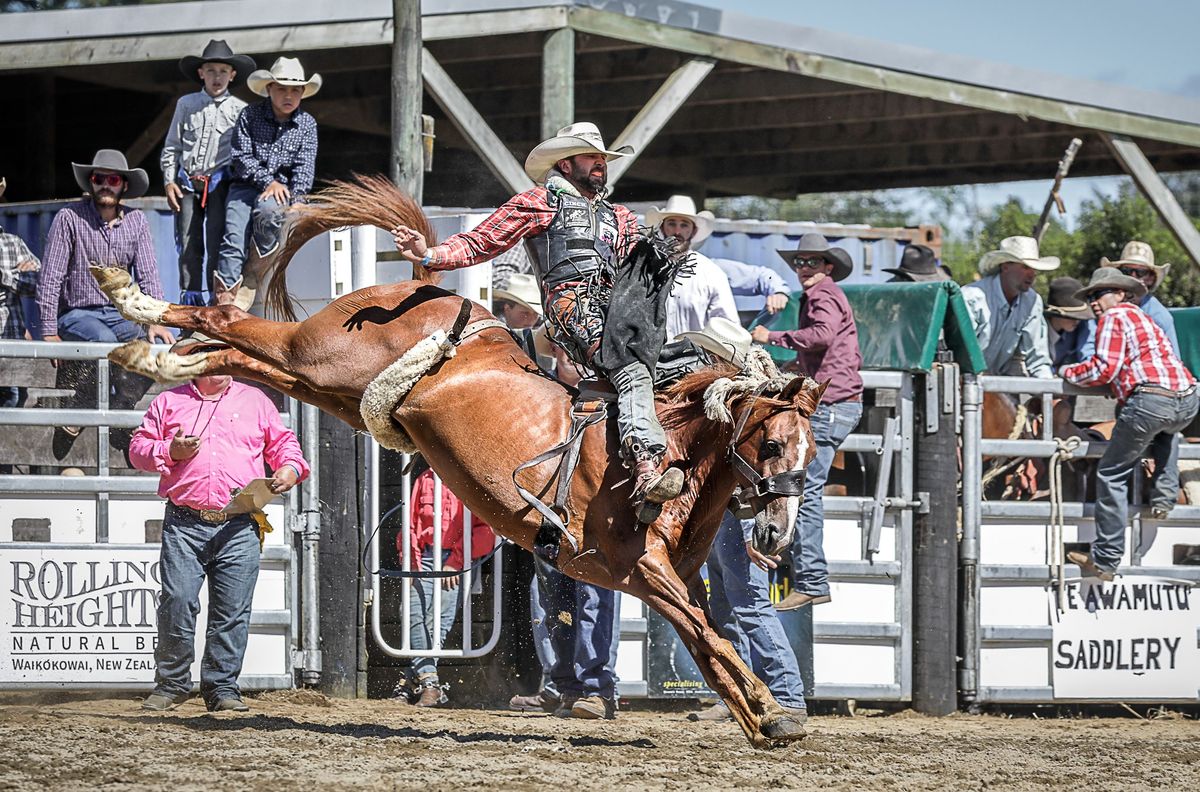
[1061,268,1197,581]
[161,40,255,306]
[750,233,863,611]
[648,195,739,339]
[130,373,309,712]
[962,235,1057,378]
[218,57,320,307]
[1043,277,1094,371]
[395,466,497,708]
[679,317,809,724]
[1080,241,1179,359]
[36,149,174,461]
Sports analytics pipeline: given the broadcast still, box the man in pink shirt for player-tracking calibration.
[129,374,309,712]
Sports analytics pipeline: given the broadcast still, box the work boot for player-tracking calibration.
[508,689,560,713]
[775,592,832,611]
[686,702,731,722]
[413,678,448,708]
[51,426,82,461]
[551,696,578,718]
[141,691,189,712]
[1066,551,1116,582]
[569,695,616,720]
[209,697,250,713]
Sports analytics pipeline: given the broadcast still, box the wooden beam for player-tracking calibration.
[392,0,424,199]
[124,98,176,170]
[1103,134,1200,266]
[541,27,575,140]
[421,47,533,196]
[607,58,714,189]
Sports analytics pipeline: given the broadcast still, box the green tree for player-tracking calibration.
[708,191,912,227]
[941,197,1076,284]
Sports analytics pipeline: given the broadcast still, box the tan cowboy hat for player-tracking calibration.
[71,149,149,199]
[1100,240,1170,290]
[777,232,853,282]
[977,235,1059,276]
[676,316,752,369]
[1074,266,1148,302]
[247,57,322,98]
[493,273,543,317]
[646,195,715,246]
[523,122,633,183]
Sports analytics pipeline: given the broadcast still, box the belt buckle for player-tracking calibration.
[199,509,226,523]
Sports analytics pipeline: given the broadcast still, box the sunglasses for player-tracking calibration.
[89,172,124,188]
[790,256,827,270]
[1088,288,1120,301]
[1118,266,1155,280]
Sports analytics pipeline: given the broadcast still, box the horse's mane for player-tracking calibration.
[264,174,439,321]
[660,363,791,431]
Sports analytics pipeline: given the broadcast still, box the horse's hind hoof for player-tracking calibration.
[761,713,808,745]
[90,265,132,294]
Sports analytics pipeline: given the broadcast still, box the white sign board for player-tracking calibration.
[1051,577,1198,699]
[1,546,162,683]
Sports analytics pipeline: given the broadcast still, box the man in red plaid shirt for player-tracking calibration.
[1061,267,1197,580]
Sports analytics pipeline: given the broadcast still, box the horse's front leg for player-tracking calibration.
[633,551,804,748]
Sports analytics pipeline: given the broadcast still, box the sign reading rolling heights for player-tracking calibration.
[1,546,161,684]
[1051,577,1198,700]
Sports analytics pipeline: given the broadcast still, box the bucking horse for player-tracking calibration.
[91,176,822,748]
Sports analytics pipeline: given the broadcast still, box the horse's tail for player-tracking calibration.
[264,173,439,321]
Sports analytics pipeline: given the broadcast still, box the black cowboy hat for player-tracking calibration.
[777,232,853,282]
[1043,277,1094,320]
[1074,266,1148,302]
[882,244,949,282]
[179,40,257,82]
[71,149,149,199]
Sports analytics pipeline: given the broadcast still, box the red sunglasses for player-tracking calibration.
[89,172,124,188]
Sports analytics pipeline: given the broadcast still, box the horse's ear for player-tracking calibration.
[788,378,828,416]
[780,376,808,403]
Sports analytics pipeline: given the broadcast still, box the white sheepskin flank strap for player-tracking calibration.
[360,330,457,453]
[702,347,801,423]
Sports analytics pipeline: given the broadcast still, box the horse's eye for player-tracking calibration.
[762,439,783,459]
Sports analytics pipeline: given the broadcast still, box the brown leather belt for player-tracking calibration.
[1135,384,1196,399]
[170,501,229,524]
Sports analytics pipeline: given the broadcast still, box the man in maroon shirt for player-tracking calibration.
[752,233,863,610]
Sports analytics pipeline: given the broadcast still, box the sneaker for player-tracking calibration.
[508,689,560,713]
[413,679,448,708]
[1066,551,1115,582]
[141,692,189,711]
[687,702,731,722]
[775,592,832,611]
[209,697,250,712]
[569,695,616,720]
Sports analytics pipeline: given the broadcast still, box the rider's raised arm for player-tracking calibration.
[424,187,557,271]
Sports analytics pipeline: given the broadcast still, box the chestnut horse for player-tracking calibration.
[93,177,822,748]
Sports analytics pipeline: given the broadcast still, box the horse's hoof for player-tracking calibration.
[761,713,808,744]
[89,265,132,294]
[108,339,207,384]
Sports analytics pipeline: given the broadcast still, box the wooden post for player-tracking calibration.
[392,0,424,200]
[541,27,574,139]
[1104,133,1200,267]
[317,412,363,697]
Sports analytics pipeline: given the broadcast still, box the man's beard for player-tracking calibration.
[92,190,119,207]
[563,164,607,195]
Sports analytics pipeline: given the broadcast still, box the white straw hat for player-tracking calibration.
[523,122,633,183]
[493,273,543,316]
[676,316,752,369]
[977,236,1059,276]
[247,57,323,98]
[1100,240,1170,290]
[646,195,716,246]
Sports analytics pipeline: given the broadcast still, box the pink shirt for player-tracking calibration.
[129,381,310,511]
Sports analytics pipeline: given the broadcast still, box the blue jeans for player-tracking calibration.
[174,177,230,299]
[533,556,619,699]
[708,512,806,708]
[153,503,260,707]
[790,400,863,595]
[1092,388,1199,572]
[218,183,286,285]
[57,305,152,412]
[407,550,460,680]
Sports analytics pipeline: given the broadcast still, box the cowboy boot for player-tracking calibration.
[628,445,684,524]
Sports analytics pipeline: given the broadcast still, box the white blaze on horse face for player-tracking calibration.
[783,427,810,543]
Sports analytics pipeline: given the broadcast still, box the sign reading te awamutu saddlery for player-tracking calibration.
[1051,577,1198,700]
[1,546,161,683]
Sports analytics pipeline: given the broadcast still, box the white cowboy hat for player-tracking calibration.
[977,236,1059,276]
[247,57,323,98]
[493,272,543,317]
[646,195,715,246]
[1100,240,1170,290]
[676,316,752,370]
[523,122,633,184]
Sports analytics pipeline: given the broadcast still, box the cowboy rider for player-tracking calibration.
[1080,240,1179,358]
[391,122,684,517]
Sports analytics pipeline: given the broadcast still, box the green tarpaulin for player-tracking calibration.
[750,281,986,374]
[1169,307,1200,375]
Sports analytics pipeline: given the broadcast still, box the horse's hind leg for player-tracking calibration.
[633,552,803,748]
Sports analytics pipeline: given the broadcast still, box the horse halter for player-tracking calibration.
[726,382,807,519]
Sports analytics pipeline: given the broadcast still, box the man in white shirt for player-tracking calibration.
[649,195,739,337]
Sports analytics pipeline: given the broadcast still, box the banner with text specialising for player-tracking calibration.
[1,546,161,684]
[1051,577,1198,700]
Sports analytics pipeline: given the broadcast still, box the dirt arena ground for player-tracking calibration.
[0,691,1196,791]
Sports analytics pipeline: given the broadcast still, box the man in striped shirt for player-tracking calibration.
[1061,267,1197,581]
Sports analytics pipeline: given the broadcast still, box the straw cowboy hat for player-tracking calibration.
[1100,240,1170,289]
[1043,277,1094,320]
[247,57,322,98]
[72,149,149,199]
[179,39,256,82]
[977,235,1059,276]
[882,244,949,282]
[523,122,633,183]
[777,232,853,282]
[493,273,543,317]
[676,316,753,369]
[1074,266,1148,302]
[646,195,715,246]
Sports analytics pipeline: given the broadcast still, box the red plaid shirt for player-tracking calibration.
[426,186,639,270]
[1061,303,1194,403]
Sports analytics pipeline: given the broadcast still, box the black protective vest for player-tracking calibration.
[525,189,621,290]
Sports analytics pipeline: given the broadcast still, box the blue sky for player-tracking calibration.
[696,0,1197,229]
